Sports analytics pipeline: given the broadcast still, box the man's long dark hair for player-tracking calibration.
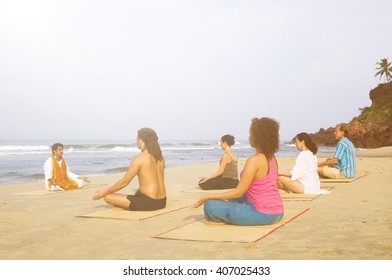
[137,128,163,162]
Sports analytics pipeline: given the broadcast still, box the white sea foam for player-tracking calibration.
[111,146,140,153]
[0,145,51,156]
[161,146,216,151]
[0,145,50,151]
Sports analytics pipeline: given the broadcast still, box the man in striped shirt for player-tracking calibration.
[318,124,356,179]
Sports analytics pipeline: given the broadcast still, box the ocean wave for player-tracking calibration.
[24,173,45,180]
[232,145,251,150]
[160,143,174,146]
[97,144,133,149]
[188,142,214,146]
[0,171,21,177]
[111,146,140,153]
[0,145,50,151]
[0,151,50,156]
[161,146,216,152]
[63,144,92,149]
[0,171,44,180]
[285,143,296,147]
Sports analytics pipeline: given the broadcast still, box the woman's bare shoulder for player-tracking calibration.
[221,152,231,160]
[246,153,267,164]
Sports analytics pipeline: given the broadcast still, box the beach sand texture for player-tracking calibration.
[0,147,391,260]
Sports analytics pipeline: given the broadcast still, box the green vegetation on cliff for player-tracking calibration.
[354,82,392,128]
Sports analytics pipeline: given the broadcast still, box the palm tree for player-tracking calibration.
[375,58,392,83]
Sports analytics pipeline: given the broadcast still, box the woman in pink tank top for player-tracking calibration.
[193,117,284,226]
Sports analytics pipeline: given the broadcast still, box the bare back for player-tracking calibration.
[136,152,166,199]
[252,153,269,179]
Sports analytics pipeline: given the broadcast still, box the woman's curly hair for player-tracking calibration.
[250,117,280,158]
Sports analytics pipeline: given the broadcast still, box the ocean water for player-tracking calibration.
[0,139,336,185]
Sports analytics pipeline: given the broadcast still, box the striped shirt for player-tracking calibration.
[334,138,356,178]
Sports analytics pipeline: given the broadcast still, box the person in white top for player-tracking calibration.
[43,143,90,191]
[278,133,320,194]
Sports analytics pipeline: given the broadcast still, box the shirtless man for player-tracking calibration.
[92,128,166,211]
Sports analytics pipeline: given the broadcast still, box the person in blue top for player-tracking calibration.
[318,123,356,179]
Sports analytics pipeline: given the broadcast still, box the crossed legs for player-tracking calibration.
[278,176,304,194]
[103,193,131,210]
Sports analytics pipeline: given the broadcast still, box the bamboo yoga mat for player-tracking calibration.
[76,199,195,221]
[320,171,369,183]
[153,207,310,243]
[279,186,334,201]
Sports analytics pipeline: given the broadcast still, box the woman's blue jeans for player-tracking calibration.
[203,195,284,226]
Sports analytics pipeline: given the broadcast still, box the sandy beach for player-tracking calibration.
[0,147,391,260]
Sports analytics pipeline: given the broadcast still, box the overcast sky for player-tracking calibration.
[0,0,390,141]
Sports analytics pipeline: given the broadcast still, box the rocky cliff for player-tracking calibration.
[307,83,392,148]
